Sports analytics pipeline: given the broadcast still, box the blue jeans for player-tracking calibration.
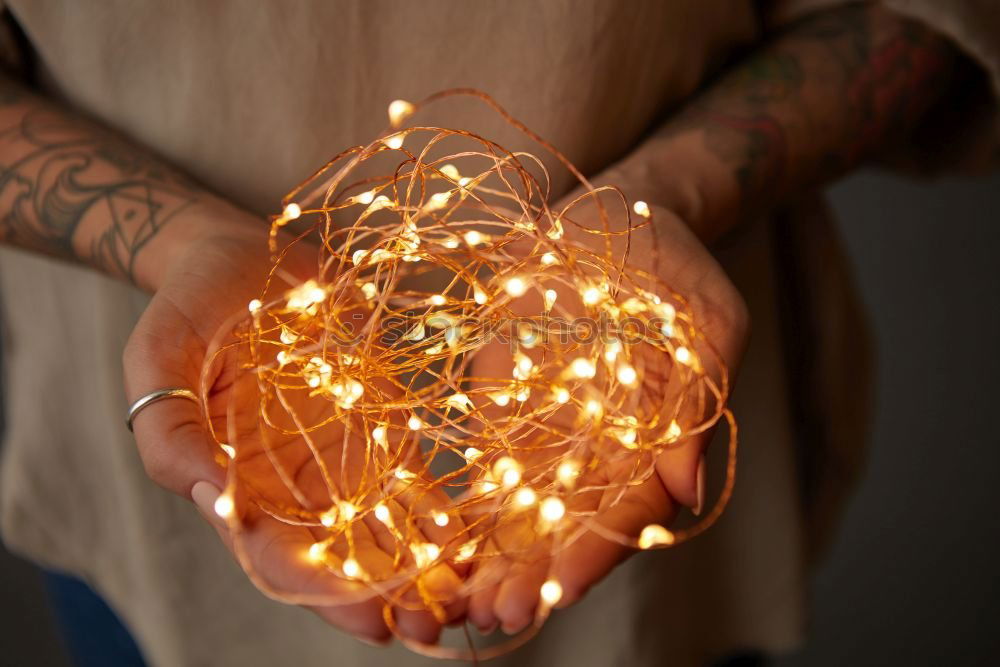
[44,571,146,667]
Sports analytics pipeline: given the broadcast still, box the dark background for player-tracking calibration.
[2,167,998,666]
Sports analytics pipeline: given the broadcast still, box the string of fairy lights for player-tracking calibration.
[201,90,737,659]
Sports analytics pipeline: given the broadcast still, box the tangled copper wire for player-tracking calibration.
[202,90,737,660]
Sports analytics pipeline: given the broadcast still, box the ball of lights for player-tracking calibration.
[202,90,736,659]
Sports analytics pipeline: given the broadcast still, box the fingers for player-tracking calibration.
[493,563,549,634]
[124,294,225,497]
[467,558,506,633]
[191,480,392,642]
[654,443,703,512]
[551,478,675,607]
[131,401,226,496]
[472,476,675,634]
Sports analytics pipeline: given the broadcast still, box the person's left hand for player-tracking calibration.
[462,200,749,634]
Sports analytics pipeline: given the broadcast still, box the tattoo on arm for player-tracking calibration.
[0,78,199,283]
[664,4,957,209]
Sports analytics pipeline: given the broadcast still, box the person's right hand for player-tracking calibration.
[122,204,465,645]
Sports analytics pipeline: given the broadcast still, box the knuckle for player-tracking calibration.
[138,445,176,489]
[725,290,751,339]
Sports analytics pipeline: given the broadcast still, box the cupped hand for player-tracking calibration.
[464,201,749,635]
[122,206,464,645]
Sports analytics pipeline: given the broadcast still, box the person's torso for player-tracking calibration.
[9,0,758,216]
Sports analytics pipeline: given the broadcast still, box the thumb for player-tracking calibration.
[124,297,226,498]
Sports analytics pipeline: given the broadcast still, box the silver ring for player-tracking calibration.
[126,387,199,432]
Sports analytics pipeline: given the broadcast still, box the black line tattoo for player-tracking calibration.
[0,79,199,283]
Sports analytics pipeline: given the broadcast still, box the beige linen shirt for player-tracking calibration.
[0,2,995,666]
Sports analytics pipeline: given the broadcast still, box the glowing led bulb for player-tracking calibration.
[544,289,558,310]
[638,524,675,549]
[540,579,563,606]
[666,420,682,442]
[617,364,638,386]
[541,252,558,266]
[394,468,417,482]
[247,299,262,313]
[374,502,392,524]
[279,326,298,345]
[408,414,423,430]
[553,386,571,404]
[342,557,362,579]
[307,542,326,563]
[432,511,450,527]
[584,399,603,417]
[581,285,602,305]
[474,288,489,304]
[615,428,637,447]
[430,294,447,306]
[633,200,650,218]
[570,357,596,379]
[320,507,338,528]
[375,503,392,526]
[367,195,392,212]
[307,285,326,304]
[455,542,478,562]
[338,501,358,521]
[557,460,580,487]
[371,424,388,450]
[383,132,405,149]
[214,493,235,519]
[478,480,499,494]
[219,443,236,459]
[463,230,487,246]
[282,202,302,221]
[425,191,452,211]
[357,190,376,206]
[445,392,473,413]
[286,279,327,310]
[514,487,537,507]
[675,346,693,365]
[387,99,414,127]
[464,447,484,461]
[656,302,677,321]
[505,277,529,297]
[489,391,511,407]
[411,542,441,568]
[494,457,523,489]
[547,218,564,239]
[513,352,534,380]
[403,322,425,342]
[439,163,460,180]
[604,339,622,363]
[539,497,566,522]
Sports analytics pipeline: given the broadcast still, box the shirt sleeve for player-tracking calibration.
[766,0,1000,173]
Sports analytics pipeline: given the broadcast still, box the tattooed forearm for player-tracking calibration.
[0,76,200,283]
[623,4,959,240]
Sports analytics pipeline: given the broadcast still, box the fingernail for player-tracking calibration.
[191,480,222,518]
[502,619,529,636]
[693,455,706,517]
[477,621,498,636]
[357,635,390,648]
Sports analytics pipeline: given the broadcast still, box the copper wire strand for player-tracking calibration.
[198,90,738,660]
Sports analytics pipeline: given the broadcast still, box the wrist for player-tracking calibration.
[600,130,742,246]
[133,199,267,293]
